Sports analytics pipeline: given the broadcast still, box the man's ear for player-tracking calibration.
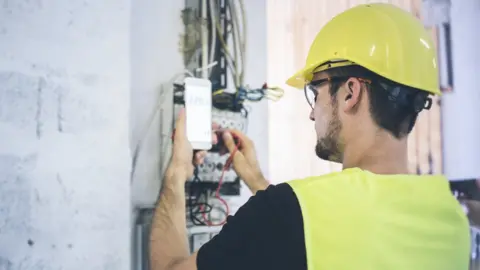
[343,78,363,113]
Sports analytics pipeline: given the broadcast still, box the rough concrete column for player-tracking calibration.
[0,1,132,269]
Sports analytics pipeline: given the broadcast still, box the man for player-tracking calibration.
[150,3,470,270]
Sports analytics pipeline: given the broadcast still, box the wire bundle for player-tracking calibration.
[210,83,284,113]
[177,0,283,228]
[186,132,241,227]
[181,0,247,82]
[215,83,284,102]
[187,167,214,226]
[214,0,246,88]
[187,163,230,227]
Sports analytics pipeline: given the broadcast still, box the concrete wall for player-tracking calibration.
[0,0,267,269]
[0,1,132,269]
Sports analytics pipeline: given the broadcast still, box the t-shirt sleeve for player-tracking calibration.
[196,183,307,270]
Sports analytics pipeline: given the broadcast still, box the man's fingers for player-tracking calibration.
[212,132,218,144]
[195,151,206,159]
[229,129,252,148]
[223,131,238,153]
[194,151,207,165]
[222,131,247,167]
[174,108,187,140]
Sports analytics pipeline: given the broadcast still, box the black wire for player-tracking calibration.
[188,166,215,226]
[212,92,245,112]
[188,167,202,225]
[191,191,213,226]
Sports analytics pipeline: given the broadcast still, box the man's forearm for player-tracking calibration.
[149,169,189,270]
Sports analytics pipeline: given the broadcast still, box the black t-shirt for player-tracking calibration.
[197,183,307,270]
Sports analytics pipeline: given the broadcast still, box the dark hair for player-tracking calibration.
[326,65,430,139]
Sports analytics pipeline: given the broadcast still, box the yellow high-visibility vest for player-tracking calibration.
[288,168,470,270]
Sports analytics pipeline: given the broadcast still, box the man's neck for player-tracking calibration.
[342,132,410,175]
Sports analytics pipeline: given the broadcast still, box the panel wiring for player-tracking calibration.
[178,0,286,231]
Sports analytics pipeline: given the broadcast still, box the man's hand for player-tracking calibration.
[168,109,213,181]
[222,129,269,193]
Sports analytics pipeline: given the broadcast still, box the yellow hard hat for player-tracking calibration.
[286,3,441,95]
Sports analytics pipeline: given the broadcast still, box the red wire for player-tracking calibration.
[201,134,240,226]
[172,127,240,226]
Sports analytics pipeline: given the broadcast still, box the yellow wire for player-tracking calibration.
[264,86,285,101]
[212,89,224,96]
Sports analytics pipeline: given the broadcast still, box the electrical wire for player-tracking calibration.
[238,0,247,84]
[238,85,285,102]
[215,20,238,85]
[201,0,209,79]
[181,0,248,91]
[228,0,246,85]
[183,1,220,78]
[188,167,214,226]
[182,0,250,91]
[208,0,217,72]
[180,0,280,227]
[200,132,241,226]
[212,83,285,107]
[177,126,241,227]
[229,1,241,87]
[212,0,247,88]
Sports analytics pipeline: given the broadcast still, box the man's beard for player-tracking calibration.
[315,103,342,162]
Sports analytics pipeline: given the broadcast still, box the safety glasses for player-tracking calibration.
[304,77,345,109]
[304,77,371,109]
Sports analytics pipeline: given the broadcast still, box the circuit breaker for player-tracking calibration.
[191,108,248,195]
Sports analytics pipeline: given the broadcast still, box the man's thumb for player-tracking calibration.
[222,131,237,153]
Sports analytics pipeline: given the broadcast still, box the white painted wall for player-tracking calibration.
[0,1,131,269]
[442,0,480,180]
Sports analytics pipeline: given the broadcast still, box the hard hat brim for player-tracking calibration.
[286,63,442,96]
[286,60,362,89]
[286,66,316,89]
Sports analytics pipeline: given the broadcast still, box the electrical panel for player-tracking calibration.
[133,1,254,266]
[183,106,247,230]
[179,0,253,253]
[133,0,284,266]
[192,108,248,193]
[182,0,229,90]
